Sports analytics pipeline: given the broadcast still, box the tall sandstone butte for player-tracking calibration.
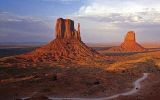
[108,31,145,52]
[56,18,81,40]
[124,31,136,42]
[16,18,101,62]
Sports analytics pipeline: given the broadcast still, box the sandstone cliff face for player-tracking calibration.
[124,31,136,42]
[16,18,101,63]
[56,18,65,39]
[55,18,81,40]
[108,31,145,52]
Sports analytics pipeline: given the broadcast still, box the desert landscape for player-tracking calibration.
[0,17,160,100]
[0,0,160,100]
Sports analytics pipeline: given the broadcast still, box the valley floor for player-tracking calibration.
[0,47,160,100]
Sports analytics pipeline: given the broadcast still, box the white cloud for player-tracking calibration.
[74,0,160,23]
[71,0,160,43]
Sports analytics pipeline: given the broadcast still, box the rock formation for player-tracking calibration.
[15,18,101,62]
[56,18,81,40]
[108,31,145,52]
[124,31,136,42]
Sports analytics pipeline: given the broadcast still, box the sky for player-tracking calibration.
[0,0,160,44]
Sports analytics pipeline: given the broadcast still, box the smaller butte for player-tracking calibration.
[108,31,146,52]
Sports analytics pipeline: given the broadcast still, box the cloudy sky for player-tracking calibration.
[0,0,160,44]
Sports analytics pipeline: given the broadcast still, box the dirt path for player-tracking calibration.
[19,73,148,100]
[46,73,149,100]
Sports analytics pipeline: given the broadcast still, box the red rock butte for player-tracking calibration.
[16,18,101,62]
[108,31,145,52]
[56,18,81,40]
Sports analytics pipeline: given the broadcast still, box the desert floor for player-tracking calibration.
[0,46,160,100]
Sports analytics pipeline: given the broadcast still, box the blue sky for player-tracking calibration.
[0,0,160,44]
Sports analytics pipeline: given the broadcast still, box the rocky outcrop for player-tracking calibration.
[55,18,81,40]
[15,18,101,63]
[108,31,145,52]
[124,31,136,42]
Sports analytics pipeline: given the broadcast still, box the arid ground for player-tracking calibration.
[0,45,160,100]
[1,0,160,100]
